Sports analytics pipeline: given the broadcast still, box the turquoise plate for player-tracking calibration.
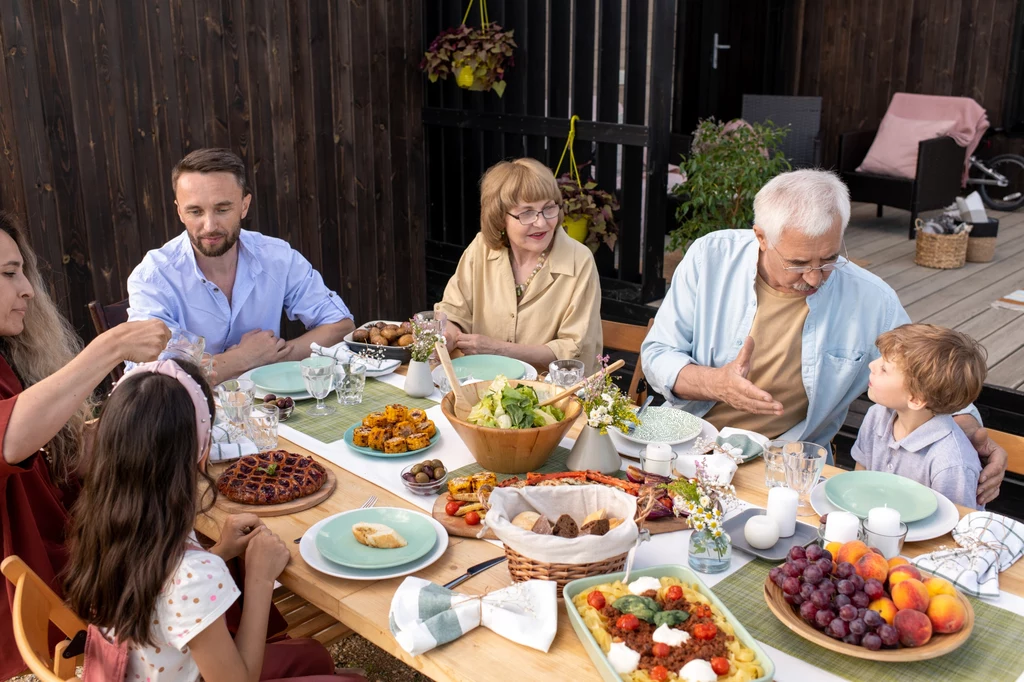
[450,354,526,381]
[250,361,305,394]
[824,470,938,523]
[342,424,439,458]
[315,507,436,569]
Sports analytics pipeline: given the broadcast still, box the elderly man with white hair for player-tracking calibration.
[641,169,1008,505]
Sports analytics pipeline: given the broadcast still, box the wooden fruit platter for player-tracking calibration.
[763,574,974,661]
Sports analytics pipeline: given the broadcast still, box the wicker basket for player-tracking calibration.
[505,544,628,598]
[914,221,969,269]
[966,236,997,263]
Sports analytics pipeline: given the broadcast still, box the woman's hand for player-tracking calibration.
[243,526,290,585]
[211,513,265,561]
[102,319,171,364]
[455,333,506,356]
[443,326,461,353]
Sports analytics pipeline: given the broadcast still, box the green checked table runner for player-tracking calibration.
[712,559,1024,682]
[284,378,435,444]
[448,447,632,479]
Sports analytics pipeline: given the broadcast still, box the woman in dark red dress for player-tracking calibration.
[0,212,170,680]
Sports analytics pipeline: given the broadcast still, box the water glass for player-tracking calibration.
[548,359,585,388]
[437,367,474,395]
[300,356,336,417]
[416,309,448,337]
[200,353,215,382]
[161,327,206,363]
[247,403,280,451]
[217,380,254,439]
[763,439,788,489]
[335,359,367,405]
[783,441,828,515]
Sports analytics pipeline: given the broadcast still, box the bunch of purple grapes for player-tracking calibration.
[769,545,899,650]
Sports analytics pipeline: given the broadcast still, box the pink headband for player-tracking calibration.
[114,360,213,462]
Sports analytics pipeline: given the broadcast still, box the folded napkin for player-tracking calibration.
[310,341,400,373]
[389,577,557,656]
[716,427,768,462]
[208,422,259,463]
[911,512,1024,598]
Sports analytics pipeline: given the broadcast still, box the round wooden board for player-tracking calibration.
[763,575,974,661]
[431,492,693,539]
[215,468,337,517]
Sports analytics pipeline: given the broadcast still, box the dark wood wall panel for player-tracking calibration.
[0,0,426,340]
[795,0,1019,167]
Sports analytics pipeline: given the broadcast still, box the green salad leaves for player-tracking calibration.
[466,375,565,429]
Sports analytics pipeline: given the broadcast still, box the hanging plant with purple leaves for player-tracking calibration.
[420,23,516,97]
[557,173,621,253]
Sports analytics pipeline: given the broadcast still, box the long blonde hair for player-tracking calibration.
[0,212,91,481]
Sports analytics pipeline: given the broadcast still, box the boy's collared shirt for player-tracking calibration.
[851,404,982,510]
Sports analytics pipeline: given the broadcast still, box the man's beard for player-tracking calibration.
[190,223,241,257]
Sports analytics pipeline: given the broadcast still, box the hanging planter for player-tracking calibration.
[554,116,621,252]
[420,1,516,97]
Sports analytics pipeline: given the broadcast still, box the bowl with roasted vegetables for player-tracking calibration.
[440,375,581,473]
[343,320,414,362]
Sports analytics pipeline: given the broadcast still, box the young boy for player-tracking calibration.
[852,323,987,510]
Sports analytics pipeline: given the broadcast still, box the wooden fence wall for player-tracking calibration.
[792,0,1019,166]
[0,0,426,340]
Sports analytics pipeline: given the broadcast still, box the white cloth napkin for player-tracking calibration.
[911,512,1024,598]
[389,577,557,656]
[208,422,259,463]
[309,341,401,374]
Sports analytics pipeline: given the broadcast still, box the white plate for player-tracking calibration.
[430,358,538,388]
[810,479,959,542]
[610,416,718,461]
[299,509,449,580]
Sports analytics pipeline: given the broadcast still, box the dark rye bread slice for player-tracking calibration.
[552,513,579,538]
[581,518,610,536]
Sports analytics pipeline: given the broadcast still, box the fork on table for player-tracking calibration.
[294,494,377,543]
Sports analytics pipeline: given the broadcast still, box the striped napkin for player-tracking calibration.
[912,512,1024,597]
[389,577,557,656]
[309,341,401,375]
[208,423,258,463]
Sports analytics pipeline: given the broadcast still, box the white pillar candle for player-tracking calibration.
[866,506,902,558]
[766,487,799,538]
[644,443,675,477]
[824,511,861,544]
[744,515,781,549]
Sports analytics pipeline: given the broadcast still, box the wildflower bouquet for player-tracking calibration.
[660,460,739,558]
[409,314,441,363]
[578,355,640,435]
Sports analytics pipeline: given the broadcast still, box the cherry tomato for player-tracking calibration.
[650,665,669,681]
[615,614,640,631]
[444,501,464,516]
[587,591,606,610]
[694,604,713,619]
[665,585,683,601]
[464,511,481,526]
[651,642,671,658]
[710,657,730,675]
[693,623,718,640]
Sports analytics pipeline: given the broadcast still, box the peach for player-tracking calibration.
[894,608,933,647]
[855,551,889,583]
[891,578,931,612]
[837,540,870,566]
[869,597,898,625]
[926,594,966,634]
[887,556,910,570]
[825,541,842,560]
[924,576,957,599]
[869,546,884,555]
[888,564,923,587]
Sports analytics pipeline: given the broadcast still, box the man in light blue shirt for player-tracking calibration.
[641,169,1007,505]
[127,148,355,380]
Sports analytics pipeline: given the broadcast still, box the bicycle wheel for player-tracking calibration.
[975,154,1024,211]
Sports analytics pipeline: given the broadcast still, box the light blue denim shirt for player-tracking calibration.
[127,230,353,354]
[640,230,979,451]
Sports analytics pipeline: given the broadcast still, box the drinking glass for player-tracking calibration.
[437,367,474,395]
[216,379,255,439]
[335,359,367,405]
[416,309,448,337]
[247,403,280,451]
[200,353,215,382]
[763,439,789,489]
[300,356,336,417]
[160,327,206,363]
[783,441,828,515]
[548,359,585,388]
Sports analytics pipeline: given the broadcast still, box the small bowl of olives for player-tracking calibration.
[400,459,448,496]
[262,394,295,421]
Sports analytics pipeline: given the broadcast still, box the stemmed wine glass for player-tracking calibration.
[300,356,336,417]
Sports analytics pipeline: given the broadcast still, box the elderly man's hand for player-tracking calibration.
[713,337,784,416]
[972,427,1007,506]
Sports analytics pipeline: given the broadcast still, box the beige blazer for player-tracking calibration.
[436,229,603,373]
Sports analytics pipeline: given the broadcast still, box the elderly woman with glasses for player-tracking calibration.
[436,158,602,373]
[640,170,1008,505]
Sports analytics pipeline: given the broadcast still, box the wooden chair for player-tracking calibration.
[990,429,1024,478]
[87,299,130,382]
[1,555,85,682]
[601,319,655,405]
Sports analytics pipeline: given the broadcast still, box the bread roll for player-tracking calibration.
[351,522,407,549]
[512,511,542,531]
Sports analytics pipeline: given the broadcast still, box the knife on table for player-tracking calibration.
[443,556,507,589]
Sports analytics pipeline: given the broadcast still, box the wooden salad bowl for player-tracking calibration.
[763,575,974,661]
[440,379,582,473]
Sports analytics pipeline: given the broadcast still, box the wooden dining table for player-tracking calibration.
[195,414,1024,682]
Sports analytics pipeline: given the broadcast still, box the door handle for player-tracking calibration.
[712,32,731,70]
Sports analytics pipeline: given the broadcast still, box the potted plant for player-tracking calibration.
[420,22,516,97]
[666,119,791,258]
[566,355,640,474]
[557,173,621,253]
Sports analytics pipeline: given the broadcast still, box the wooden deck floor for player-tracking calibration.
[845,202,1024,390]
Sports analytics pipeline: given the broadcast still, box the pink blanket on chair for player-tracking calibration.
[886,93,989,183]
